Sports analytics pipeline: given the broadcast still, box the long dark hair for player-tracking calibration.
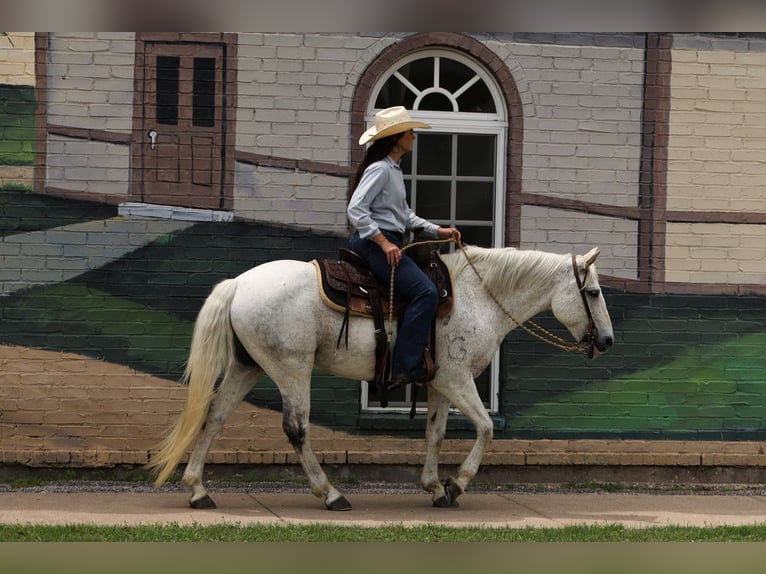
[348,133,404,201]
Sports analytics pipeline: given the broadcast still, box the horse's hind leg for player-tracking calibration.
[421,387,452,506]
[183,362,261,509]
[277,377,351,511]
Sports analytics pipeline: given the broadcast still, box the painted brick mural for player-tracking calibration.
[2,32,766,471]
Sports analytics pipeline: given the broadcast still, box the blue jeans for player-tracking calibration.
[349,230,438,378]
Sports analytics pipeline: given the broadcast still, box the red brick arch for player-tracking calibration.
[351,33,523,245]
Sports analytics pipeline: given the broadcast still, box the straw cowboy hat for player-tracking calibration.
[359,106,431,145]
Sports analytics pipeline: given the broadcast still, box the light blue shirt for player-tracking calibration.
[347,156,439,240]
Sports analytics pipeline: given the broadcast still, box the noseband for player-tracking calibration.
[571,254,597,349]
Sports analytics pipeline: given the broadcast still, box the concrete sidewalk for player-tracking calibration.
[3,489,766,529]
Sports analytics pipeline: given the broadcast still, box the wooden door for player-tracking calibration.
[141,42,224,209]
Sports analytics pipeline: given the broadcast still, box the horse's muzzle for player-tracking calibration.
[584,330,613,359]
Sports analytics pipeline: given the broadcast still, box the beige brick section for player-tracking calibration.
[669,51,766,211]
[665,222,766,284]
[0,33,35,85]
[667,48,766,285]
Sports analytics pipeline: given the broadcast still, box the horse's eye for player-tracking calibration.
[587,289,600,298]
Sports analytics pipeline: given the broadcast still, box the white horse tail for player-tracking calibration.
[148,277,240,487]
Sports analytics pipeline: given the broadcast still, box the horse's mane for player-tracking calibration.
[445,245,566,293]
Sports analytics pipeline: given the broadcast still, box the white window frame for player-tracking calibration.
[360,49,507,415]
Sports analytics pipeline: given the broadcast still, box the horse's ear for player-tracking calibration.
[583,247,600,268]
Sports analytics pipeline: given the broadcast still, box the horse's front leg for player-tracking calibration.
[421,387,451,506]
[429,376,494,507]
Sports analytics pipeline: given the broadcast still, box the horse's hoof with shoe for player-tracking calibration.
[189,494,217,509]
[433,478,462,508]
[325,495,353,511]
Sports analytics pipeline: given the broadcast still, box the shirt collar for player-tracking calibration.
[384,155,401,170]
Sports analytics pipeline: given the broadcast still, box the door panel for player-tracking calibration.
[142,43,224,209]
[154,133,180,183]
[192,136,214,186]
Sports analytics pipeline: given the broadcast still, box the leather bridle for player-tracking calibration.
[572,254,597,353]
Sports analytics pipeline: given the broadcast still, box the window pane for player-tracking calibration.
[397,57,433,91]
[375,78,417,110]
[156,56,179,125]
[420,92,454,112]
[456,181,494,221]
[368,383,406,405]
[457,135,495,177]
[193,57,216,127]
[416,180,451,220]
[439,57,476,93]
[460,225,493,248]
[457,79,496,113]
[417,133,451,176]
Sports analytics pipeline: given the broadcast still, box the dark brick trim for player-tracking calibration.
[43,186,125,205]
[597,275,766,296]
[666,211,766,225]
[638,33,672,291]
[235,150,352,178]
[33,33,48,195]
[47,124,132,145]
[512,192,641,221]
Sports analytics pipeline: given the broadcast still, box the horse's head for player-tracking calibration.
[551,247,614,359]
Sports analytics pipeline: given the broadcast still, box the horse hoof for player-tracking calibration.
[432,494,457,508]
[326,495,352,511]
[433,478,462,508]
[189,495,217,509]
[445,478,463,502]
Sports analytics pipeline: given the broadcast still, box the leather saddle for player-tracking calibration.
[313,244,453,396]
[318,248,453,321]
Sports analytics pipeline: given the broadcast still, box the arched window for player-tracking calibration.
[374,52,497,113]
[368,50,507,250]
[361,49,508,413]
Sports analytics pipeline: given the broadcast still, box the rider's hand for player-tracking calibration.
[381,240,402,267]
[373,233,401,267]
[437,227,461,243]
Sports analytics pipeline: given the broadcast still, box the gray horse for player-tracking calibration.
[148,245,614,510]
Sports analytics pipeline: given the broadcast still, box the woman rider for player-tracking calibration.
[347,106,460,386]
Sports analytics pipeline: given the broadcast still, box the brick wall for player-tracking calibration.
[3,32,766,471]
[46,33,135,133]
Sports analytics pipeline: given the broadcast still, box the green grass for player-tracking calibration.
[2,522,766,542]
